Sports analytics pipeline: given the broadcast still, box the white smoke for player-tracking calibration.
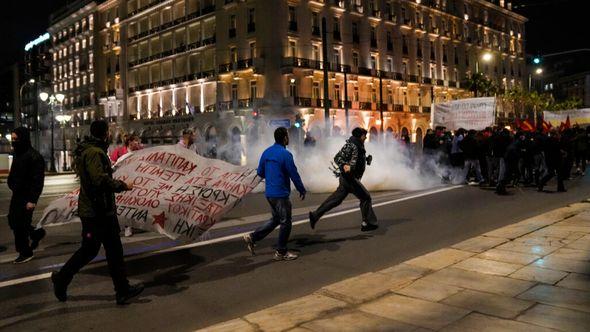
[240,133,457,194]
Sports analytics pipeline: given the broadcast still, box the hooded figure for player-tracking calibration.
[309,127,378,232]
[7,127,46,263]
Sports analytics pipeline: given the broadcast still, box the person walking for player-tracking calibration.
[459,129,484,185]
[51,120,144,305]
[538,129,566,192]
[7,127,46,263]
[308,127,378,232]
[243,127,306,261]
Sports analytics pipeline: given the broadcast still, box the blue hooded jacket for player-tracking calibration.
[257,143,306,198]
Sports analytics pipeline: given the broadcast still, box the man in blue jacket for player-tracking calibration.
[243,127,306,261]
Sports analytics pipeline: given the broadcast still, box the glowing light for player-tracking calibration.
[482,52,493,62]
[25,33,50,51]
[535,68,543,75]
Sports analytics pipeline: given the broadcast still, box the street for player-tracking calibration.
[1,174,589,330]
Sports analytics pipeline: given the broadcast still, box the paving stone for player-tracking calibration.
[441,289,534,319]
[548,248,590,262]
[199,318,255,332]
[533,226,588,239]
[452,257,522,276]
[556,273,590,291]
[404,248,474,271]
[484,224,544,240]
[421,268,535,297]
[518,284,590,313]
[451,236,508,253]
[496,241,561,256]
[322,272,403,304]
[359,294,469,330]
[532,256,590,274]
[515,233,582,246]
[395,279,464,302]
[377,263,433,289]
[517,304,590,332]
[509,265,569,284]
[441,312,556,332]
[477,248,541,265]
[302,311,419,332]
[244,294,347,332]
[566,236,590,251]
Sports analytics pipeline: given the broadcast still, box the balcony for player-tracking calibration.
[423,77,432,84]
[394,72,403,81]
[359,101,372,110]
[248,22,255,33]
[218,59,253,73]
[333,31,341,41]
[289,21,298,32]
[229,28,236,38]
[370,39,377,48]
[422,106,431,113]
[409,105,420,113]
[393,104,404,112]
[409,75,419,83]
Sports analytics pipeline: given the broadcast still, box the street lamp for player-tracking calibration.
[55,114,72,172]
[19,78,36,127]
[535,68,543,75]
[39,92,65,172]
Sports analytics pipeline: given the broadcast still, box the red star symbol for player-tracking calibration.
[152,212,167,228]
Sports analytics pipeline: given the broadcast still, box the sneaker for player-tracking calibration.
[30,228,46,251]
[124,227,133,237]
[273,251,298,261]
[116,283,145,305]
[13,254,34,264]
[467,181,479,186]
[361,222,379,232]
[51,272,68,302]
[243,234,256,256]
[309,211,319,230]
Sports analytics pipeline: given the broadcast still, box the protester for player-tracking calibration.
[243,127,306,261]
[573,126,589,176]
[178,129,199,154]
[538,129,566,192]
[51,120,144,305]
[309,127,378,232]
[7,127,46,263]
[459,129,484,185]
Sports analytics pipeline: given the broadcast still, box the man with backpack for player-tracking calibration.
[308,127,378,232]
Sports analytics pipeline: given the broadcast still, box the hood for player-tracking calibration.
[12,126,32,155]
[74,136,109,157]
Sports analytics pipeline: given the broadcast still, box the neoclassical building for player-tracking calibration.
[42,0,527,167]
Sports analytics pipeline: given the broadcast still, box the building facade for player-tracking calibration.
[45,0,527,165]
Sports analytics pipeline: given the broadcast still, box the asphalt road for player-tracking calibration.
[1,174,590,331]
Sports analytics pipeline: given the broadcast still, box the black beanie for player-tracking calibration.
[352,127,367,138]
[90,120,108,139]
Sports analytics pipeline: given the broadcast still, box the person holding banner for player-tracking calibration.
[178,129,200,155]
[51,120,144,305]
[243,127,306,261]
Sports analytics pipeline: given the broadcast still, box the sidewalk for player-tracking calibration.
[200,201,590,332]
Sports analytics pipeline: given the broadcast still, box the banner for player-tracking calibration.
[543,109,590,127]
[38,145,262,241]
[432,97,496,130]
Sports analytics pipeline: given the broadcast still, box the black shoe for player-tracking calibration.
[557,188,567,192]
[30,228,46,251]
[51,272,67,302]
[13,254,34,264]
[116,283,144,305]
[309,212,319,230]
[361,223,378,232]
[537,184,544,192]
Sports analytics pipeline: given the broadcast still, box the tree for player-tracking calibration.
[465,72,497,97]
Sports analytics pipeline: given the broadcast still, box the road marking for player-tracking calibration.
[0,185,461,289]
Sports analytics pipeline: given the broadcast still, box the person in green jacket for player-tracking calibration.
[51,120,144,305]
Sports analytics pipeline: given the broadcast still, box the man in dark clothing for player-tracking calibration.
[7,127,46,263]
[422,129,439,154]
[51,120,144,305]
[573,127,589,175]
[243,127,306,261]
[495,130,517,195]
[459,130,484,184]
[538,130,566,192]
[309,127,377,232]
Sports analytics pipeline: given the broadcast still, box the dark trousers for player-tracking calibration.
[57,216,129,294]
[540,164,566,191]
[8,196,37,257]
[312,176,377,225]
[251,198,292,254]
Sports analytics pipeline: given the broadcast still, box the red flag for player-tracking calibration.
[542,119,552,133]
[565,115,571,130]
[514,118,522,131]
[522,119,535,132]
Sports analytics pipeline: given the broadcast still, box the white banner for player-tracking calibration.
[38,145,262,241]
[543,109,590,126]
[432,97,496,130]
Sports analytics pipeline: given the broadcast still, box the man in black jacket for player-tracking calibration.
[7,127,46,263]
[51,120,144,305]
[309,127,377,232]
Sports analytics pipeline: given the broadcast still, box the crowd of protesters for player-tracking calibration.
[423,124,590,194]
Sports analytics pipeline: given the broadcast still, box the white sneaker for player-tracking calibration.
[124,227,133,237]
[273,251,298,261]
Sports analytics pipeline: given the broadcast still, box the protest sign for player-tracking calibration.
[432,97,496,130]
[543,109,590,127]
[38,145,262,241]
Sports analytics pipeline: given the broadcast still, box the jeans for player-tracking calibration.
[58,216,129,294]
[486,156,500,184]
[312,176,377,225]
[463,159,484,183]
[251,198,293,254]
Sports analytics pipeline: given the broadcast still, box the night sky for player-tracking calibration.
[0,0,586,69]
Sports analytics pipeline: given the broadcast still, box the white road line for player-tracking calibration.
[0,185,461,289]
